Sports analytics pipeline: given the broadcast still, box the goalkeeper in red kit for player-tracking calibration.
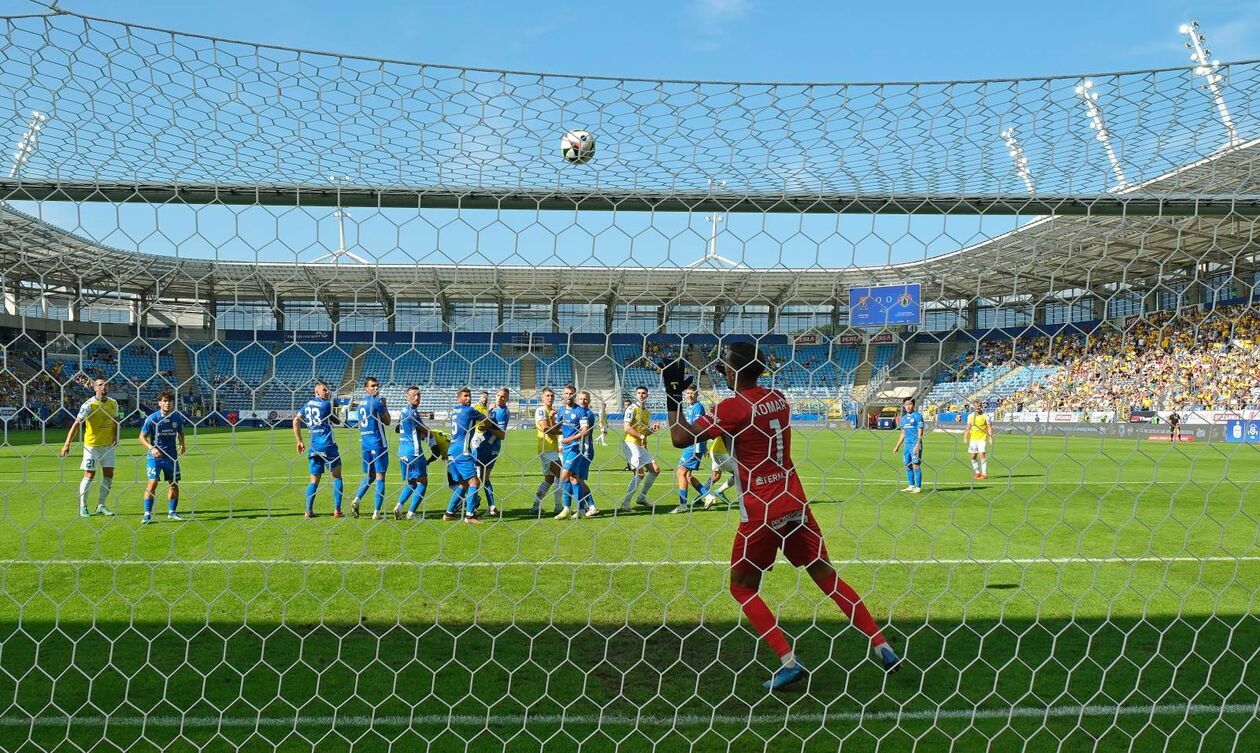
[663,343,902,690]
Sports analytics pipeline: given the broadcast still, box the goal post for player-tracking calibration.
[0,7,1256,753]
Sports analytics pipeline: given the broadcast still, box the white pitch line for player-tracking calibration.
[1,556,1256,568]
[0,701,1255,729]
[4,473,1245,490]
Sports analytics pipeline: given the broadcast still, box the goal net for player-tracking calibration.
[0,8,1256,752]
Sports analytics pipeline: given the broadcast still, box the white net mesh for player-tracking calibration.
[0,7,1257,753]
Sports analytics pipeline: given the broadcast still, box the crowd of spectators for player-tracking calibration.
[623,343,681,371]
[997,304,1260,413]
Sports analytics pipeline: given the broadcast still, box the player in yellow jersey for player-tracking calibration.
[703,432,737,509]
[966,400,994,479]
[531,387,564,515]
[619,385,662,511]
[59,377,119,517]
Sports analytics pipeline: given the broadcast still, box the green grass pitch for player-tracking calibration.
[0,424,1256,752]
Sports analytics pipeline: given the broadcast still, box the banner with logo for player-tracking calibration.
[869,332,895,345]
[238,409,297,424]
[834,333,864,346]
[1225,419,1260,443]
[1158,410,1260,424]
[792,333,820,346]
[1011,411,1116,423]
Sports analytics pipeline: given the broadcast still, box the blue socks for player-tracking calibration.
[678,489,689,508]
[397,482,426,514]
[143,496,154,514]
[484,482,495,509]
[446,486,466,516]
[906,468,915,486]
[168,498,177,514]
[578,483,594,512]
[561,480,573,509]
[409,482,427,514]
[355,478,371,503]
[465,488,481,517]
[306,478,343,513]
[374,479,386,511]
[305,482,317,514]
[913,468,923,488]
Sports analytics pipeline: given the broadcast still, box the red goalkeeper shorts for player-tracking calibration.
[730,505,829,572]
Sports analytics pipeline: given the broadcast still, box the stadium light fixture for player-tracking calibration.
[1074,80,1127,190]
[1181,20,1239,147]
[999,128,1036,193]
[313,174,370,265]
[8,110,47,179]
[686,178,746,269]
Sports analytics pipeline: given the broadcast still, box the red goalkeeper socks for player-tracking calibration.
[730,585,792,659]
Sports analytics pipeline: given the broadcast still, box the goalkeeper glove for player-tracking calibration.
[661,359,693,414]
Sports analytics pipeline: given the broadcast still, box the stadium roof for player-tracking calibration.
[0,9,1257,310]
[2,138,1258,308]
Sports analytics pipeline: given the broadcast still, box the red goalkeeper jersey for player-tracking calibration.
[691,387,807,524]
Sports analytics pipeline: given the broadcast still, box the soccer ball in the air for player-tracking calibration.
[560,130,596,164]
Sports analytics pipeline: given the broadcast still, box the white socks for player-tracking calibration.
[971,460,980,473]
[78,477,92,508]
[97,477,112,507]
[981,460,988,475]
[622,475,641,506]
[639,470,659,502]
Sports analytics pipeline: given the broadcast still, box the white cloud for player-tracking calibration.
[689,0,751,19]
[685,0,751,51]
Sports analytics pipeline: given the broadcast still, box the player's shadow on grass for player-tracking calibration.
[194,509,309,521]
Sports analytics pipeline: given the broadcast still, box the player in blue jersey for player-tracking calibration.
[893,396,925,494]
[555,386,599,520]
[138,389,187,525]
[673,385,712,513]
[349,377,392,520]
[292,381,345,518]
[476,387,511,518]
[443,387,486,523]
[391,386,431,520]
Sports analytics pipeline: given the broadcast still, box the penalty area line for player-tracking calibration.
[0,701,1255,729]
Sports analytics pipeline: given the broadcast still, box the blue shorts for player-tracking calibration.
[448,454,478,484]
[308,447,342,475]
[903,448,923,467]
[476,447,500,470]
[146,457,180,483]
[400,455,428,482]
[562,454,591,479]
[679,449,704,471]
[361,447,389,475]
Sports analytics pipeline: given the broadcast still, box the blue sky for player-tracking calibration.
[28,0,1260,82]
[3,0,1258,270]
